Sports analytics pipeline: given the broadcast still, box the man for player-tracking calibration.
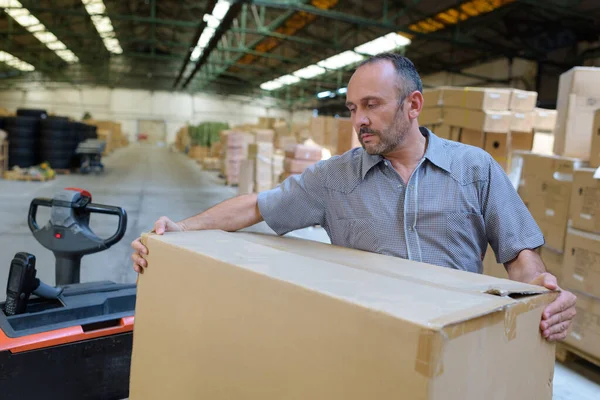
[131,53,576,342]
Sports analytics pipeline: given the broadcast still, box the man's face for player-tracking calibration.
[346,60,411,155]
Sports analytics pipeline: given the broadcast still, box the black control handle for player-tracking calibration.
[86,203,128,247]
[28,197,53,233]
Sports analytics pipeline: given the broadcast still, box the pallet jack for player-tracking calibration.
[0,188,136,400]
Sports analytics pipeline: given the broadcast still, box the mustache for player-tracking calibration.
[359,128,380,135]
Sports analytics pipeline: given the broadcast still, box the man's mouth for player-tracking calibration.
[361,133,376,141]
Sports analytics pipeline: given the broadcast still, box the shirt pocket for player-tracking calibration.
[445,212,487,272]
[330,217,379,253]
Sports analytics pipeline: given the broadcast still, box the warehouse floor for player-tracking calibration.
[0,143,598,399]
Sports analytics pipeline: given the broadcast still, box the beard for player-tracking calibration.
[358,105,410,155]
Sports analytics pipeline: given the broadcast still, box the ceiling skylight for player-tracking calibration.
[190,0,231,62]
[354,33,411,55]
[1,0,79,63]
[0,50,35,71]
[82,0,123,54]
[259,32,411,93]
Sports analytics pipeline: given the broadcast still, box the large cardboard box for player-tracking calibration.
[484,132,509,170]
[459,129,484,148]
[533,108,557,132]
[131,231,557,400]
[422,88,444,108]
[450,126,461,141]
[562,228,600,298]
[569,168,600,234]
[337,124,361,155]
[510,90,538,112]
[510,111,534,132]
[441,87,511,110]
[511,131,534,152]
[252,129,275,143]
[285,144,322,161]
[432,124,451,140]
[237,159,254,195]
[563,290,600,360]
[444,108,511,133]
[419,107,444,125]
[284,158,317,174]
[553,66,600,159]
[513,152,586,252]
[592,110,600,168]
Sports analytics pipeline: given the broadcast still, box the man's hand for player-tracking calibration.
[529,273,577,342]
[131,216,185,273]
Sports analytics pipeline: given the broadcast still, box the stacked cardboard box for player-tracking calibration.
[249,142,274,193]
[131,230,558,400]
[174,126,191,152]
[188,145,209,161]
[224,131,254,185]
[282,144,322,181]
[421,88,451,140]
[561,167,600,359]
[553,67,600,160]
[272,152,284,185]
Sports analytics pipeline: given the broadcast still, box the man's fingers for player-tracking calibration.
[548,331,569,342]
[543,320,571,338]
[131,253,147,269]
[154,218,167,235]
[541,306,577,330]
[131,238,147,255]
[543,290,577,319]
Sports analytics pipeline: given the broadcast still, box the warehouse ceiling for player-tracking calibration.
[0,0,599,110]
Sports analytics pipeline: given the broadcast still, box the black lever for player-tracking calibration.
[4,253,63,316]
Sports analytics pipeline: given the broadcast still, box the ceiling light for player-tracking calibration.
[82,0,123,54]
[337,87,347,94]
[260,80,283,91]
[277,74,300,85]
[2,0,79,63]
[188,0,231,63]
[293,64,326,79]
[0,50,35,71]
[317,90,333,98]
[354,32,411,55]
[317,51,364,70]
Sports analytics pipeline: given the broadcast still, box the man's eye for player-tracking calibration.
[348,108,356,113]
[367,103,377,109]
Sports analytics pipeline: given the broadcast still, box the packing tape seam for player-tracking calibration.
[414,292,558,378]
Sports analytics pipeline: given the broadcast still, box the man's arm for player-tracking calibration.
[504,248,545,283]
[504,248,577,342]
[177,193,263,232]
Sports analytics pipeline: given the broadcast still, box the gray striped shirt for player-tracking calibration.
[257,127,544,273]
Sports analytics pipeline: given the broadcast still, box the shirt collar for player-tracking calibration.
[360,127,451,180]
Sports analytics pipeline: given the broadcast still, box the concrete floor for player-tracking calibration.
[0,143,598,399]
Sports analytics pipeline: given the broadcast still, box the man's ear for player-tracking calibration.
[407,91,423,120]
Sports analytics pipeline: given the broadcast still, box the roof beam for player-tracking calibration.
[181,1,244,89]
[172,0,218,88]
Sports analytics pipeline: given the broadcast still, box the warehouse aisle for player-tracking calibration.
[0,143,241,296]
[0,144,598,399]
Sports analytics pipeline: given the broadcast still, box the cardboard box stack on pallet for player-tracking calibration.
[306,116,360,156]
[429,87,538,170]
[482,66,600,364]
[174,126,191,153]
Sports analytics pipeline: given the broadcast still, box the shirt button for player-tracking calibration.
[397,184,402,189]
[408,226,413,231]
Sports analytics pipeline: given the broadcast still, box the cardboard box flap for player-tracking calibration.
[143,231,551,331]
[235,232,549,297]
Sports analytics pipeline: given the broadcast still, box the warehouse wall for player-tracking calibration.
[0,87,290,143]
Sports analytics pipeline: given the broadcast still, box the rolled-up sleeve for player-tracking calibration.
[257,161,327,235]
[481,156,545,264]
